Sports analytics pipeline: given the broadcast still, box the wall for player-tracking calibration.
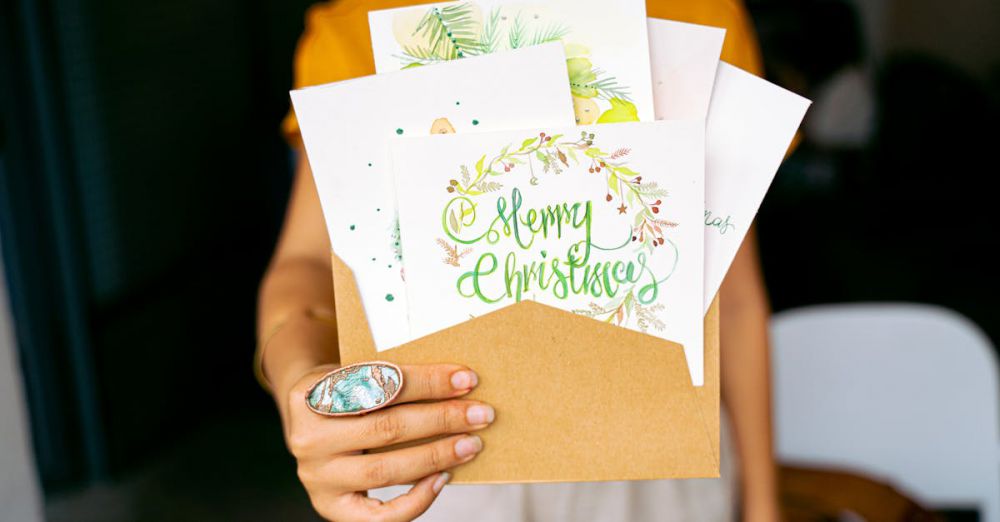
[0,227,44,522]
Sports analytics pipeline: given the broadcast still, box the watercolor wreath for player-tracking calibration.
[394,3,638,123]
[441,130,676,330]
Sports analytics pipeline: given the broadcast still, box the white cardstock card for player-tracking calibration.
[393,121,707,385]
[703,62,811,311]
[290,44,576,350]
[648,18,726,120]
[369,0,655,124]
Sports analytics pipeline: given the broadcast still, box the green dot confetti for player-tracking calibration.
[349,224,356,231]
[385,294,395,302]
[395,128,404,135]
[472,119,480,126]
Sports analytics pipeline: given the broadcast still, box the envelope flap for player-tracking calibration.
[331,252,720,482]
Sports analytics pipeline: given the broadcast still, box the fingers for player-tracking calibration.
[292,364,476,408]
[376,472,450,522]
[333,472,450,522]
[292,399,494,455]
[335,399,495,453]
[330,434,483,492]
[395,364,478,404]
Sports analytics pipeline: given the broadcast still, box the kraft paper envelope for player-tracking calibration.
[332,252,721,483]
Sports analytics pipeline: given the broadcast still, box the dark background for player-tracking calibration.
[0,0,997,519]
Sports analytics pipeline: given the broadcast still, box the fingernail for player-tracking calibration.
[466,405,495,425]
[454,435,483,459]
[432,472,451,493]
[451,370,478,390]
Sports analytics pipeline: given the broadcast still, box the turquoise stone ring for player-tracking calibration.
[305,362,404,416]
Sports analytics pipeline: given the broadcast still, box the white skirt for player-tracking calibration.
[371,408,739,522]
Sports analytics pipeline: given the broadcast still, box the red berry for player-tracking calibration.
[606,194,612,202]
[589,168,595,173]
[654,199,661,205]
[595,167,601,172]
[652,207,659,214]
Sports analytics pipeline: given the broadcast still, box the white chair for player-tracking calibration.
[771,303,1000,521]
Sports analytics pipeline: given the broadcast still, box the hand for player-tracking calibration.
[282,363,493,522]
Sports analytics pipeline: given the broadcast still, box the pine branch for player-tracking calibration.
[398,45,449,66]
[413,3,481,60]
[528,23,569,46]
[507,14,526,49]
[635,181,669,198]
[587,70,633,101]
[609,147,631,159]
[478,8,502,54]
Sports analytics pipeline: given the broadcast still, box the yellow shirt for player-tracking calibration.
[281,0,764,145]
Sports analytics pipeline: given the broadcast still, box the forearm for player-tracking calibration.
[721,300,777,519]
[256,152,343,417]
[720,228,780,521]
[258,255,339,422]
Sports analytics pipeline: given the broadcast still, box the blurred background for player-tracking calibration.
[0,0,997,520]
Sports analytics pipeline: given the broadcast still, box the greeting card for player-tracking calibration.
[703,62,811,310]
[290,44,576,350]
[369,0,655,124]
[392,121,707,384]
[648,18,726,120]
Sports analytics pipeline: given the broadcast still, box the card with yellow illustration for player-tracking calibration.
[369,0,655,124]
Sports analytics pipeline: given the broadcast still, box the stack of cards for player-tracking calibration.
[291,0,811,387]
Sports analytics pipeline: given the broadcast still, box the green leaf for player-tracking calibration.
[535,150,547,162]
[566,147,578,163]
[607,174,620,195]
[584,147,604,158]
[475,154,486,175]
[519,137,538,150]
[615,166,639,177]
[449,209,460,233]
